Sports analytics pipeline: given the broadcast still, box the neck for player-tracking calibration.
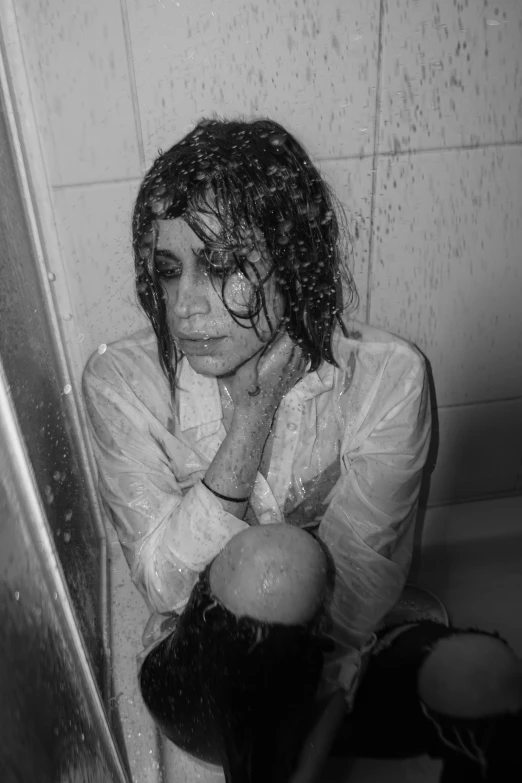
[218,376,234,402]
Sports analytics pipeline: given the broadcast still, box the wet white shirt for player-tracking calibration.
[82,319,431,705]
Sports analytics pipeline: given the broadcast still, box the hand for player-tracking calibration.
[230,332,307,417]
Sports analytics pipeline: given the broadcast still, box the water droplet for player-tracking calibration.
[486,19,500,26]
[269,133,286,147]
[98,343,107,355]
[47,272,56,282]
[63,313,73,321]
[65,510,73,522]
[53,592,58,600]
[64,532,71,543]
[63,384,72,395]
[14,591,20,601]
[78,333,85,343]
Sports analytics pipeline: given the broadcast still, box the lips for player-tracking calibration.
[176,336,225,355]
[176,333,221,340]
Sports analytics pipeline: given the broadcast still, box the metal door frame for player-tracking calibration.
[0,1,129,776]
[0,0,112,696]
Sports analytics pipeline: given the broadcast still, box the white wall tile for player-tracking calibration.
[421,496,522,549]
[370,147,522,407]
[426,399,522,506]
[416,497,522,653]
[52,181,148,367]
[379,0,522,153]
[318,157,374,322]
[126,0,380,164]
[15,0,141,185]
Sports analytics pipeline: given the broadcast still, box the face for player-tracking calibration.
[155,217,283,377]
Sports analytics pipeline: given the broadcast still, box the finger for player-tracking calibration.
[288,342,306,367]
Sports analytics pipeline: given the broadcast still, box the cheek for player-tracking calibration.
[222,277,253,312]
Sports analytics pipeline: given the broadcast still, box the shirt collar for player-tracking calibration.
[291,361,335,401]
[177,355,335,431]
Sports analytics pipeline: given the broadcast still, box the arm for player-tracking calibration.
[318,351,432,703]
[203,334,306,518]
[82,359,247,614]
[82,334,304,614]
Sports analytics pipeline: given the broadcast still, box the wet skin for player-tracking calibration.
[209,524,329,624]
[155,217,284,384]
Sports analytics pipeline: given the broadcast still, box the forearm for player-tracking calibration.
[203,407,275,519]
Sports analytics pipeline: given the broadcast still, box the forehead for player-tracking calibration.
[156,214,267,252]
[156,214,220,250]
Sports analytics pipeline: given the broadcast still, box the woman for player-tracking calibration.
[83,119,521,782]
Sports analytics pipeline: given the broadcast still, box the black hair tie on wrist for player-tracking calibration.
[201,478,250,504]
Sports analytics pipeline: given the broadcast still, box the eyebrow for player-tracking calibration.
[154,248,182,262]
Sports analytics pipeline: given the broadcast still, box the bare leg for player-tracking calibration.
[418,633,522,781]
[209,523,329,624]
[418,633,522,717]
[208,524,330,783]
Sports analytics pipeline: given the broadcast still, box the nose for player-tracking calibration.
[170,267,211,320]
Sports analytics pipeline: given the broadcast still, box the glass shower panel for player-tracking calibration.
[0,71,105,691]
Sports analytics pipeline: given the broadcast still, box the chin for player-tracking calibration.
[183,354,237,378]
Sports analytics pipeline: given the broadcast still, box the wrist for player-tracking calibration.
[231,404,276,435]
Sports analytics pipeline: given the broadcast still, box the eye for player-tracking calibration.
[158,268,181,279]
[155,256,182,279]
[198,246,239,277]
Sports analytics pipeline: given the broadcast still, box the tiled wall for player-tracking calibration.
[13,0,522,507]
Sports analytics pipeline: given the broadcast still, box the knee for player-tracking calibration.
[209,524,329,625]
[418,632,522,718]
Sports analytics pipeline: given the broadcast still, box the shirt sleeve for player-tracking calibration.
[318,348,432,703]
[82,352,248,615]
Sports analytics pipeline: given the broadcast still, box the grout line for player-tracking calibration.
[316,153,374,164]
[426,489,522,510]
[53,139,522,192]
[365,0,386,324]
[120,0,146,174]
[317,139,522,165]
[437,395,522,411]
[52,176,142,191]
[375,138,522,159]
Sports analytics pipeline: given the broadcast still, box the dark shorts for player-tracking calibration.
[139,563,328,783]
[333,620,521,782]
[140,570,521,783]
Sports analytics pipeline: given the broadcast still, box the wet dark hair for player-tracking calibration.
[132,117,358,396]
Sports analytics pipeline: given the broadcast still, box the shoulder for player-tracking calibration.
[82,327,166,400]
[331,319,426,383]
